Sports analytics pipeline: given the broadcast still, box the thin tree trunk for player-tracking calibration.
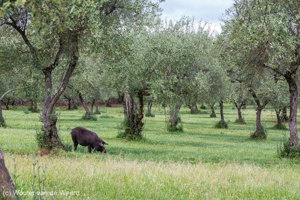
[64,96,72,110]
[275,109,283,126]
[249,88,268,139]
[216,100,228,128]
[281,106,289,122]
[137,91,144,130]
[189,102,198,114]
[237,107,243,121]
[210,104,216,118]
[94,99,101,114]
[285,75,298,147]
[77,90,93,118]
[105,99,112,107]
[1,99,10,110]
[0,90,14,127]
[68,99,72,110]
[91,99,95,114]
[146,101,154,117]
[234,100,245,123]
[255,108,263,132]
[72,99,78,109]
[220,100,225,124]
[29,99,38,112]
[0,150,19,200]
[0,100,5,127]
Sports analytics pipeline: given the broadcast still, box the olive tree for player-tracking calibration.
[151,18,212,131]
[224,0,300,147]
[1,0,163,149]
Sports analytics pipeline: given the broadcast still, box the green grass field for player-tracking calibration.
[1,105,300,199]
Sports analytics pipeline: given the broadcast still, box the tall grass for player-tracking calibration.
[1,105,299,199]
[5,155,300,199]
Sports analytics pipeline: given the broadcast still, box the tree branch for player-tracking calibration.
[0,89,15,101]
[262,63,284,76]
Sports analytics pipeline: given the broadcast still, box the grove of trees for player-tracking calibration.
[0,0,300,158]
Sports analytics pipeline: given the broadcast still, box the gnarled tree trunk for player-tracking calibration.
[249,88,268,139]
[285,75,298,147]
[210,103,216,118]
[0,90,14,127]
[0,150,19,200]
[281,106,289,122]
[168,103,182,131]
[275,109,283,127]
[77,90,94,119]
[29,98,38,113]
[234,100,246,123]
[216,100,228,128]
[6,10,81,151]
[189,102,198,114]
[146,101,154,117]
[94,99,101,114]
[41,33,79,150]
[220,100,225,123]
[122,90,145,139]
[255,107,263,133]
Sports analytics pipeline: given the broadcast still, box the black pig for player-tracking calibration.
[71,127,108,153]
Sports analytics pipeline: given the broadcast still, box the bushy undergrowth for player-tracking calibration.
[273,124,287,130]
[0,121,7,127]
[235,118,246,124]
[81,113,97,121]
[278,141,300,158]
[145,113,155,117]
[36,129,48,149]
[215,120,228,129]
[250,126,267,140]
[117,119,144,141]
[167,122,184,132]
[99,115,114,119]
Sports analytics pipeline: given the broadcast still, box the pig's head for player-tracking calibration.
[95,141,108,153]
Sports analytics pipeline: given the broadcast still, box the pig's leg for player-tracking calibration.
[73,141,78,151]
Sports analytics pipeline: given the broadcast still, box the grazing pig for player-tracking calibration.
[71,127,108,153]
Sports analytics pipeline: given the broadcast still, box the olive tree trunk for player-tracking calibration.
[249,88,268,139]
[275,109,283,126]
[0,150,19,200]
[220,100,225,124]
[168,103,182,131]
[122,90,144,139]
[41,33,79,150]
[285,75,298,147]
[146,101,154,117]
[210,103,216,118]
[94,99,101,114]
[29,98,38,113]
[6,10,82,150]
[0,100,4,127]
[281,106,289,122]
[77,90,94,119]
[234,100,246,123]
[216,100,228,128]
[189,102,198,114]
[0,90,14,127]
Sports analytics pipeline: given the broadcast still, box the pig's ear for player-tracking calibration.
[99,142,104,147]
[103,141,108,145]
